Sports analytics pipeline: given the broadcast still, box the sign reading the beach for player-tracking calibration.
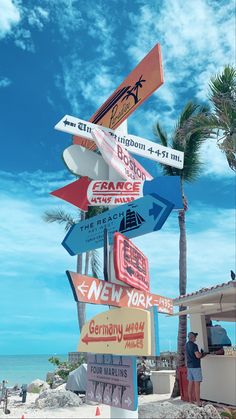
[78,307,151,355]
[63,145,109,179]
[55,115,184,169]
[51,176,183,211]
[92,128,152,181]
[72,43,163,149]
[62,194,174,255]
[67,271,173,314]
[86,354,137,410]
[113,232,149,292]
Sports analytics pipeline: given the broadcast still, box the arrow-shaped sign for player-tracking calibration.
[55,114,184,169]
[82,331,144,345]
[91,128,153,181]
[62,194,174,255]
[67,271,174,314]
[63,145,109,179]
[51,176,182,211]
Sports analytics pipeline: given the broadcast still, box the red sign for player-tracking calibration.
[50,177,143,211]
[113,232,149,292]
[67,271,173,314]
[73,43,163,147]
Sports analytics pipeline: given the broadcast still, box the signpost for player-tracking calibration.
[55,114,184,169]
[86,354,137,411]
[113,232,149,292]
[77,307,151,356]
[50,176,183,211]
[72,43,163,147]
[67,271,173,314]
[91,128,153,181]
[62,194,174,255]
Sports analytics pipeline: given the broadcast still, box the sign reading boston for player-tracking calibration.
[73,43,163,145]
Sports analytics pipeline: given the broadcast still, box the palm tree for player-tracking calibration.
[154,102,210,396]
[43,206,105,332]
[181,66,236,171]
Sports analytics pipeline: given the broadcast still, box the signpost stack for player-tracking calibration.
[52,43,183,418]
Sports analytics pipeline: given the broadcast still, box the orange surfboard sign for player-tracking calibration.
[73,43,163,148]
[67,271,173,314]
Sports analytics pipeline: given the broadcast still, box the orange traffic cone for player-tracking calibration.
[95,406,101,416]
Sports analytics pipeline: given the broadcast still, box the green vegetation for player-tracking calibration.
[48,355,86,381]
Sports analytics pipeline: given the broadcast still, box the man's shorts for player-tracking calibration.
[187,367,202,382]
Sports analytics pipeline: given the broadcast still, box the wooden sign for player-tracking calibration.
[86,354,137,410]
[77,307,151,355]
[55,115,184,169]
[73,43,163,146]
[51,176,183,211]
[67,271,173,314]
[113,232,149,292]
[63,145,109,179]
[91,128,153,181]
[62,194,174,255]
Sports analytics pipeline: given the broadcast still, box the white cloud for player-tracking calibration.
[0,77,11,88]
[0,0,20,39]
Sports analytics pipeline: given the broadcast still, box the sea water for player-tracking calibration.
[0,354,67,387]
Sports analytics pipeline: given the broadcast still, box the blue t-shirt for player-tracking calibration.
[185,341,201,368]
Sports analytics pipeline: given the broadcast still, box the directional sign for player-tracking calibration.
[72,43,163,149]
[63,145,109,179]
[50,176,183,211]
[67,271,173,314]
[92,128,152,181]
[62,194,174,255]
[55,115,184,169]
[77,307,151,355]
[113,232,149,292]
[86,354,137,411]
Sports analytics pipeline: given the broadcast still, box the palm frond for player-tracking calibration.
[43,209,77,231]
[153,122,176,176]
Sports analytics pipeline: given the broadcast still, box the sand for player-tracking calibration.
[0,391,179,418]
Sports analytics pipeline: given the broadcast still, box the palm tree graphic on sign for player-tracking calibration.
[122,75,146,105]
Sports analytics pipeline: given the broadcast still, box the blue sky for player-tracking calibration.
[0,0,235,355]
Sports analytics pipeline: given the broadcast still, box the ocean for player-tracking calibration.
[0,354,67,387]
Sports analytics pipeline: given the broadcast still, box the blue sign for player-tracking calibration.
[62,194,174,255]
[143,176,182,210]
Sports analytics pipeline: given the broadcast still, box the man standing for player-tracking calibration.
[185,332,204,407]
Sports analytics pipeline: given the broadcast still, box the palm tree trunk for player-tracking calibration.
[171,198,187,397]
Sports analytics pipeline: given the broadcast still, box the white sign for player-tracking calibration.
[63,145,109,179]
[91,128,153,181]
[55,115,184,169]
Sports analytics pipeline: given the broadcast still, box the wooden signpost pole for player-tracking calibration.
[108,121,138,419]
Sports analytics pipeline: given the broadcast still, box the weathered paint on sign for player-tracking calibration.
[86,354,137,410]
[91,128,152,181]
[67,271,173,314]
[113,232,149,292]
[55,115,184,169]
[77,307,151,355]
[73,43,163,146]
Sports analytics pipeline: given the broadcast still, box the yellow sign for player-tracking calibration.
[78,307,151,356]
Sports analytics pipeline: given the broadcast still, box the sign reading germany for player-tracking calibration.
[78,307,151,356]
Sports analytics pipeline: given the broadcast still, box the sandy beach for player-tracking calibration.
[0,391,187,418]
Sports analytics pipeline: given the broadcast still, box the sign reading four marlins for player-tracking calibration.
[78,307,151,356]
